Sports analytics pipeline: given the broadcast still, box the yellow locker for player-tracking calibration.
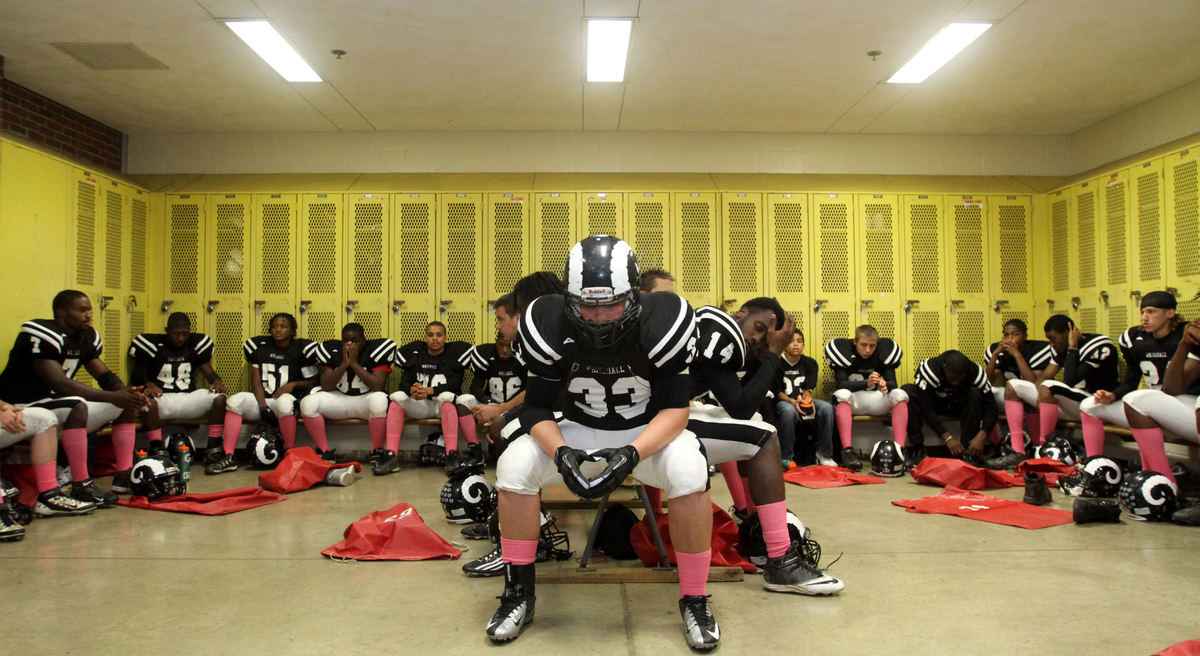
[128,187,149,353]
[765,193,811,341]
[69,171,101,387]
[486,193,530,320]
[627,192,671,273]
[990,196,1034,332]
[901,195,946,383]
[582,192,624,240]
[1100,172,1132,378]
[438,193,484,343]
[163,194,205,328]
[533,193,576,276]
[392,193,437,355]
[812,194,856,399]
[721,192,765,312]
[1165,147,1200,315]
[1070,182,1102,334]
[1047,190,1072,321]
[207,194,252,393]
[1133,158,1167,296]
[99,181,127,379]
[673,192,719,311]
[298,193,342,342]
[252,194,298,336]
[856,194,903,352]
[347,193,390,342]
[948,197,990,364]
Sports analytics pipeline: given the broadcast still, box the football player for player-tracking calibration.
[990,314,1118,468]
[901,350,997,464]
[689,299,844,597]
[489,236,718,650]
[1080,292,1187,458]
[0,290,148,507]
[0,401,96,525]
[825,325,908,468]
[466,294,527,438]
[639,268,675,294]
[1122,317,1200,490]
[387,322,476,469]
[214,313,320,474]
[775,329,835,466]
[128,312,229,459]
[983,318,1055,462]
[300,323,395,474]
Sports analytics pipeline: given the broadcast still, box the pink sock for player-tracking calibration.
[1024,412,1040,444]
[676,549,712,598]
[113,423,136,471]
[33,462,58,494]
[279,414,297,450]
[891,401,908,448]
[989,425,1000,445]
[222,411,242,455]
[146,428,163,447]
[835,402,853,448]
[718,462,747,511]
[1080,412,1106,458]
[1005,401,1026,453]
[740,476,756,513]
[458,415,478,445]
[501,537,539,565]
[645,486,664,516]
[1038,403,1059,444]
[441,402,458,454]
[305,415,330,451]
[208,423,223,441]
[62,428,89,482]
[369,417,386,450]
[1131,428,1175,483]
[386,402,404,451]
[757,500,789,559]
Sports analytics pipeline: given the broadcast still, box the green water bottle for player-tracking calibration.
[176,444,192,484]
[134,449,150,464]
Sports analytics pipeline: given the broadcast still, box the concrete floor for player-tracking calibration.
[4,456,1199,656]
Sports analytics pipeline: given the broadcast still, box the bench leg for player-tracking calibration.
[636,485,672,569]
[578,494,610,570]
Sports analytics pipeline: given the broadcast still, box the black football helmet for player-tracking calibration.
[129,456,185,500]
[246,425,284,469]
[537,511,573,562]
[869,439,906,477]
[418,432,446,467]
[1058,455,1123,498]
[0,477,33,526]
[563,235,641,350]
[164,431,195,466]
[1036,434,1079,466]
[736,510,814,569]
[439,465,496,524]
[1118,470,1178,521]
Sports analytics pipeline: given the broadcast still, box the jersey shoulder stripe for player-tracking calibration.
[917,359,940,388]
[695,306,746,368]
[130,334,159,360]
[824,339,853,368]
[301,339,320,359]
[193,334,214,359]
[368,339,396,364]
[316,340,338,364]
[880,338,903,367]
[984,343,998,363]
[519,296,564,366]
[20,321,66,350]
[973,365,991,393]
[1119,326,1137,350]
[1027,342,1055,368]
[1078,334,1114,361]
[645,294,695,369]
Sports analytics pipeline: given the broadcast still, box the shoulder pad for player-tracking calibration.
[985,342,999,362]
[129,333,160,360]
[1118,326,1137,350]
[694,306,746,370]
[445,341,473,362]
[191,333,214,359]
[88,328,103,355]
[1078,334,1115,362]
[517,295,569,368]
[365,338,396,366]
[972,364,991,393]
[317,339,342,364]
[1026,341,1055,369]
[878,338,902,367]
[20,320,66,355]
[298,339,319,359]
[243,336,266,362]
[640,292,697,373]
[825,338,854,368]
[916,357,941,388]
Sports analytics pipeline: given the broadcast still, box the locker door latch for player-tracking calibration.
[994,299,1010,313]
[1166,287,1179,297]
[903,299,918,314]
[721,299,738,312]
[813,299,828,313]
[207,300,220,313]
[439,300,453,315]
[345,300,358,315]
[127,296,138,312]
[392,300,406,314]
[1070,297,1080,311]
[949,300,964,314]
[299,300,312,315]
[859,299,874,313]
[99,296,114,311]
[1099,291,1110,308]
[161,299,174,314]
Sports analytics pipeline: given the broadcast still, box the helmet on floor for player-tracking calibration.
[1059,455,1123,498]
[440,465,495,524]
[246,425,284,469]
[129,455,185,500]
[869,439,906,477]
[1118,470,1178,521]
[419,432,446,467]
[736,510,809,568]
[1035,434,1078,466]
[164,431,196,466]
[537,511,573,562]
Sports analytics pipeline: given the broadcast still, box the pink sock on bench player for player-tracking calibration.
[1080,412,1106,458]
[1131,428,1175,483]
[891,401,908,448]
[279,415,297,450]
[33,462,58,494]
[458,415,478,445]
[676,549,711,598]
[304,415,329,452]
[441,402,458,455]
[369,417,386,451]
[113,423,136,471]
[1038,403,1059,444]
[835,402,853,448]
[718,462,748,512]
[222,411,242,455]
[1005,401,1026,453]
[385,402,404,452]
[62,428,89,482]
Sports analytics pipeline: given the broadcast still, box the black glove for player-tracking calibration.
[555,446,596,499]
[585,445,640,498]
[259,405,277,426]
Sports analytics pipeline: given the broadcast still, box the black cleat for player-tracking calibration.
[728,505,751,526]
[204,453,238,475]
[35,490,97,516]
[761,544,844,596]
[679,595,720,651]
[444,450,461,473]
[372,450,401,476]
[110,469,132,495]
[367,448,387,468]
[461,522,490,540]
[70,479,117,508]
[485,563,536,642]
[0,506,25,542]
[902,445,926,468]
[463,544,506,576]
[464,442,484,468]
[839,447,862,471]
[1074,498,1122,524]
[1023,472,1052,506]
[985,451,1029,470]
[1171,502,1200,526]
[316,448,339,463]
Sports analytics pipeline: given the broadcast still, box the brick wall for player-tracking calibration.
[0,55,124,172]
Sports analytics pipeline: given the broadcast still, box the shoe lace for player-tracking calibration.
[682,594,713,621]
[799,530,842,572]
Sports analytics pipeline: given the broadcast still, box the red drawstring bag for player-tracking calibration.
[908,457,1023,489]
[630,503,755,573]
[784,465,885,488]
[1015,457,1079,486]
[258,447,361,493]
[322,502,461,561]
[119,486,286,515]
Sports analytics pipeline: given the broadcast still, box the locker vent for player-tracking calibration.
[909,203,939,293]
[633,201,666,271]
[954,205,984,294]
[773,202,805,293]
[1077,192,1096,289]
[307,202,338,294]
[586,201,618,237]
[399,203,431,294]
[492,201,524,295]
[1106,182,1127,285]
[357,312,383,341]
[997,204,1028,294]
[105,190,123,289]
[131,197,147,293]
[447,311,476,343]
[679,202,712,294]
[307,311,336,342]
[215,203,246,295]
[818,203,849,294]
[446,203,477,294]
[76,181,95,286]
[1078,307,1098,334]
[1051,199,1069,293]
[260,203,293,294]
[538,201,572,274]
[214,312,246,393]
[727,202,759,293]
[1173,160,1198,277]
[956,310,986,370]
[353,201,384,295]
[169,203,199,294]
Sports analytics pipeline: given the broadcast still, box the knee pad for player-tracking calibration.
[1121,389,1163,416]
[436,391,457,404]
[367,392,390,418]
[23,408,58,435]
[298,394,321,418]
[390,391,410,404]
[227,392,255,416]
[833,389,852,404]
[1079,397,1099,417]
[271,394,298,417]
[888,388,909,404]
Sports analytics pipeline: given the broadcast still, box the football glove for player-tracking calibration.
[554,446,595,499]
[585,445,640,498]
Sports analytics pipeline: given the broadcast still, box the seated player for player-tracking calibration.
[491,236,718,649]
[465,294,527,441]
[128,312,229,461]
[1123,318,1200,494]
[989,314,1118,468]
[825,325,908,468]
[387,322,476,470]
[300,323,395,474]
[983,318,1055,462]
[775,329,835,466]
[1079,292,1186,458]
[689,298,843,596]
[0,290,148,506]
[901,350,997,464]
[214,313,319,474]
[639,268,675,295]
[0,401,96,527]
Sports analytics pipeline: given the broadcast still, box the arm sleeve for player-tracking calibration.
[1111,355,1142,400]
[700,352,784,420]
[651,372,691,410]
[802,358,819,391]
[469,368,486,399]
[913,386,949,438]
[518,374,559,429]
[882,365,899,391]
[1061,349,1095,388]
[398,366,417,390]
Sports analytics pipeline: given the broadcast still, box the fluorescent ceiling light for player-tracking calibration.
[887,22,992,84]
[223,20,321,82]
[587,19,633,82]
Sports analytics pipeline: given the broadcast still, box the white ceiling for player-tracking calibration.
[1,0,1198,136]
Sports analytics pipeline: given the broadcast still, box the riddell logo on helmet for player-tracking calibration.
[581,287,615,302]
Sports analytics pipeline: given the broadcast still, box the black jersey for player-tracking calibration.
[1114,324,1200,398]
[776,354,819,397]
[693,306,746,372]
[517,292,696,430]
[128,333,214,392]
[0,319,103,403]
[242,336,320,396]
[984,339,1054,380]
[1046,333,1119,393]
[915,353,992,399]
[686,306,780,418]
[824,337,902,391]
[395,340,471,395]
[464,344,526,403]
[314,338,395,396]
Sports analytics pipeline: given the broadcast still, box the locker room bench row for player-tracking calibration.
[851,414,1191,446]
